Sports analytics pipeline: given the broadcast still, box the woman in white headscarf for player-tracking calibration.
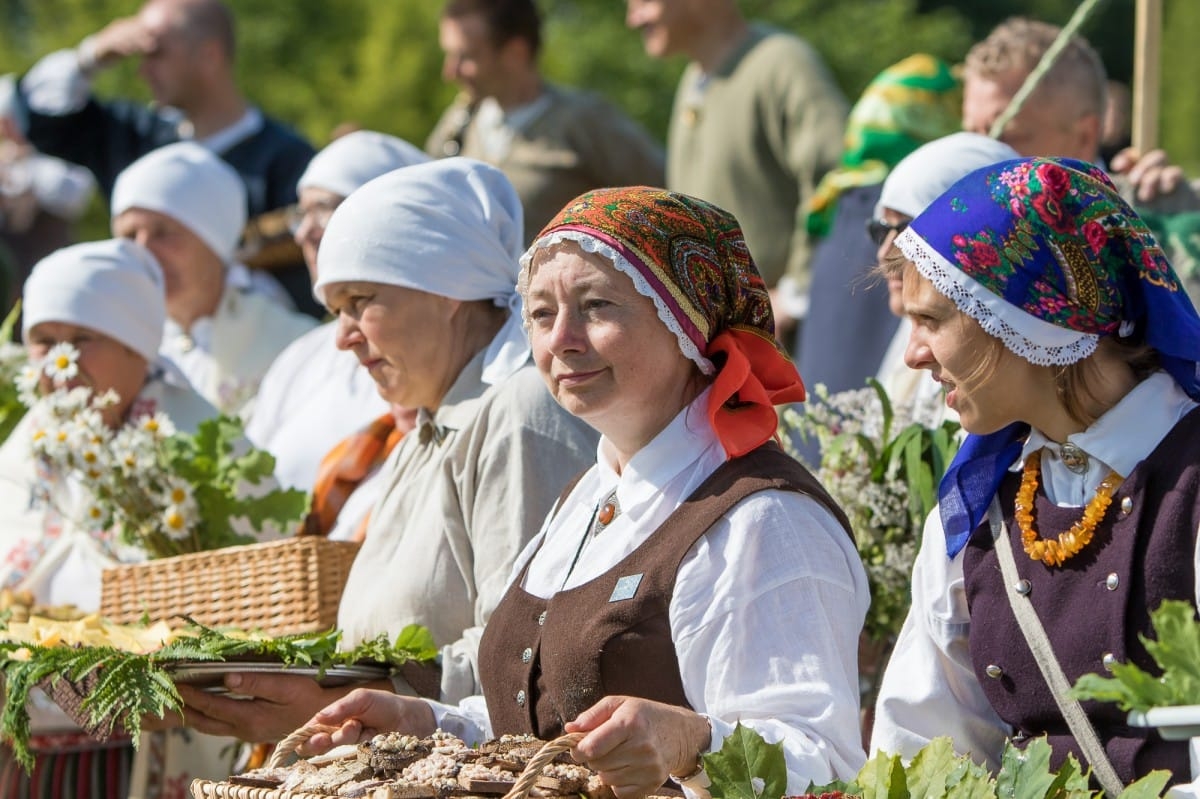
[0,238,218,799]
[176,158,598,741]
[111,142,316,414]
[873,132,1020,423]
[245,131,429,505]
[0,238,217,604]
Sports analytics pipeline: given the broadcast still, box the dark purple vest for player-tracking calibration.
[963,407,1200,784]
[479,443,852,738]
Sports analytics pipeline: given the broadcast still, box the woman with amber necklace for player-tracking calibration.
[870,157,1200,792]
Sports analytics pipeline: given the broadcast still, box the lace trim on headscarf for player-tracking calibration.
[520,230,716,375]
[897,228,1099,366]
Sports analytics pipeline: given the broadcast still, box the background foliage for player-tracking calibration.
[0,0,1194,181]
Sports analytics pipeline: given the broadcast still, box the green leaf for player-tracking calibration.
[1117,771,1172,799]
[995,738,1059,799]
[702,723,788,799]
[1140,601,1200,704]
[1036,752,1090,799]
[0,299,22,342]
[1072,600,1200,712]
[867,377,895,444]
[905,737,965,799]
[854,749,910,799]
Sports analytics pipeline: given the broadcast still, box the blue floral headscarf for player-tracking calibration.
[894,157,1200,557]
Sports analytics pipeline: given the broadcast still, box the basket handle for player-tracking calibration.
[501,732,586,799]
[267,722,341,769]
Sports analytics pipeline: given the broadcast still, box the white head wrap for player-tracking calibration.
[297,131,431,198]
[22,238,166,363]
[876,132,1020,219]
[315,157,527,385]
[111,141,247,263]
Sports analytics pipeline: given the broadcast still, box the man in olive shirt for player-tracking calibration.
[427,0,665,245]
[626,0,847,347]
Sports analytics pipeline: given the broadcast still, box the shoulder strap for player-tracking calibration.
[987,499,1124,797]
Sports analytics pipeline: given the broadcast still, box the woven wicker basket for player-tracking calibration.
[99,537,360,636]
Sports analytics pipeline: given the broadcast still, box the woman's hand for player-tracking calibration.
[176,673,392,742]
[299,688,438,755]
[565,696,711,799]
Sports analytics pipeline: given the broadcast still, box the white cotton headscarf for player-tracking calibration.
[110,141,247,263]
[22,238,166,363]
[876,132,1021,219]
[314,157,528,385]
[297,131,431,198]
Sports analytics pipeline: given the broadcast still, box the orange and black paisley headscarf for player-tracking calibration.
[520,186,806,458]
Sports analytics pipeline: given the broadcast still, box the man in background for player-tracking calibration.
[625,0,848,349]
[961,16,1196,211]
[10,0,319,315]
[426,0,665,245]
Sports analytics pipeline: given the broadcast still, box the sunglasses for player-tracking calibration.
[866,218,910,247]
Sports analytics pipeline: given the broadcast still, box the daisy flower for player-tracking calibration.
[14,363,40,406]
[81,502,108,532]
[138,411,176,440]
[41,342,80,385]
[159,476,197,515]
[160,504,196,541]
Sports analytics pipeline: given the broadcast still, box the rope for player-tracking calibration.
[500,732,586,799]
[988,0,1110,140]
[266,722,341,769]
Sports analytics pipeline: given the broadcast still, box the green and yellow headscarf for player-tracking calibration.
[805,54,961,238]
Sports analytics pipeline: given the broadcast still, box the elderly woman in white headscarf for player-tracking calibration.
[111,141,315,413]
[176,157,598,742]
[245,131,429,512]
[0,238,220,799]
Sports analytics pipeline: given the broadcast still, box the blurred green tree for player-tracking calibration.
[0,0,1193,194]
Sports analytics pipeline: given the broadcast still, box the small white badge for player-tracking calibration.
[609,574,643,602]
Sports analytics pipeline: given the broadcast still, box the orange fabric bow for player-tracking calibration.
[706,328,806,458]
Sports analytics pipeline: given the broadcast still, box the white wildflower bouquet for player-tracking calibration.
[19,342,308,559]
[781,378,961,644]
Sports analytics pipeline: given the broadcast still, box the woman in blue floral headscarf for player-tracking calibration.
[869,157,1200,793]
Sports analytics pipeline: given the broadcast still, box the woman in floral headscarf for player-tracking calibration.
[870,158,1200,792]
[302,187,871,797]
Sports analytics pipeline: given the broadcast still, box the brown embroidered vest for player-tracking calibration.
[479,442,852,738]
[963,406,1200,785]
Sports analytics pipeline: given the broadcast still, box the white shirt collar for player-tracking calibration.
[1015,371,1197,504]
[594,387,724,517]
[190,107,265,154]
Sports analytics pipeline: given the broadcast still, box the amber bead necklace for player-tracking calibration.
[1015,450,1124,567]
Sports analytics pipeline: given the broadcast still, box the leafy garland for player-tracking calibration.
[702,725,1171,799]
[0,621,437,769]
